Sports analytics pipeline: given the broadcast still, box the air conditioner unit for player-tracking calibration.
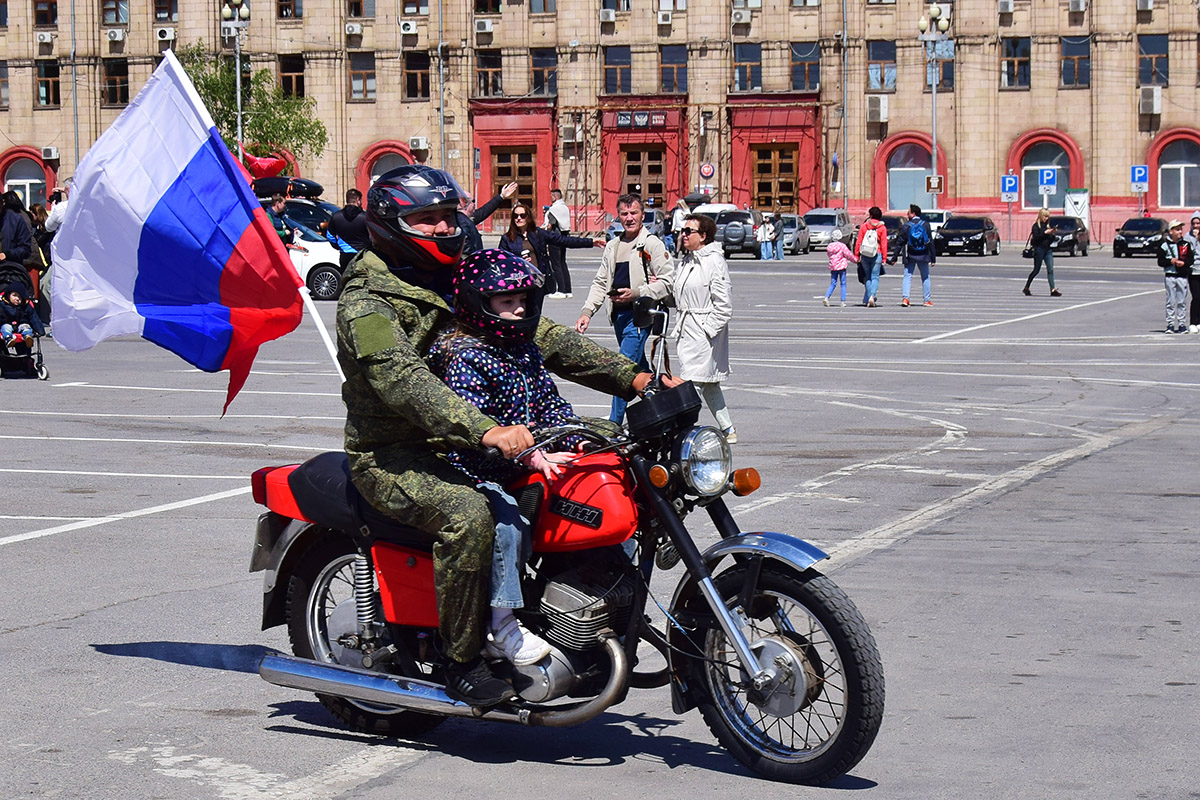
[561,124,579,143]
[474,19,493,33]
[599,8,617,22]
[409,136,430,150]
[997,0,1014,12]
[399,19,418,34]
[731,8,751,24]
[1139,85,1162,114]
[345,22,363,35]
[1068,0,1087,9]
[657,10,672,24]
[41,146,59,160]
[1136,0,1152,9]
[155,26,177,40]
[36,31,55,44]
[106,28,126,41]
[866,94,889,123]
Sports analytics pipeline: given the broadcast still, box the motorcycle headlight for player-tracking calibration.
[676,426,734,496]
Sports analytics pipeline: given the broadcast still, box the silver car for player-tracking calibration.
[779,213,811,255]
[605,209,667,241]
[803,208,854,250]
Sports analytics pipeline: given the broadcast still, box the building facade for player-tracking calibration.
[2,0,1199,238]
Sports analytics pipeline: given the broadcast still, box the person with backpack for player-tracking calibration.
[889,203,936,307]
[854,207,889,307]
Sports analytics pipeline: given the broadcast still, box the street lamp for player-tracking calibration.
[220,0,251,161]
[917,4,950,211]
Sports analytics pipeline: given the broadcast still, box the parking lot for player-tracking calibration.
[1,246,1196,798]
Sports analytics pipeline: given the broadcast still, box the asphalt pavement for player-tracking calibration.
[1,248,1196,798]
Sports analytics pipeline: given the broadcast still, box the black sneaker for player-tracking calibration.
[445,657,516,706]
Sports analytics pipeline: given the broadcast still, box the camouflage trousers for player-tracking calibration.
[353,452,494,663]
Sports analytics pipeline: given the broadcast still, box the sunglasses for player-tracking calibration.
[681,228,701,236]
[513,212,528,219]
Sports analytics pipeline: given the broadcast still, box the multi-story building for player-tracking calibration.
[2,0,1198,238]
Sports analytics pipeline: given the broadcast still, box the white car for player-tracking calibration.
[920,209,953,234]
[288,223,346,301]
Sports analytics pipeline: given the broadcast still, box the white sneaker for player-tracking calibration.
[822,297,830,307]
[546,292,567,300]
[484,617,552,666]
[1191,325,1199,334]
[565,292,573,298]
[840,301,846,307]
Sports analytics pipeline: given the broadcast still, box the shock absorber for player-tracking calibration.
[353,551,377,645]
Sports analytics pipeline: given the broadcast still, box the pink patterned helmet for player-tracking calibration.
[451,249,546,342]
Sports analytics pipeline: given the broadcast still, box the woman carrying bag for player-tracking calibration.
[1023,208,1061,297]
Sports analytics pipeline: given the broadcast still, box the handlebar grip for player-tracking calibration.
[483,446,505,461]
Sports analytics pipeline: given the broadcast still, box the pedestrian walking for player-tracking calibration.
[771,213,785,260]
[1158,219,1194,334]
[669,197,690,255]
[672,213,736,442]
[1183,211,1200,334]
[755,216,774,261]
[1023,207,1061,297]
[854,207,889,307]
[890,204,935,307]
[326,188,370,269]
[541,189,574,298]
[823,229,855,307]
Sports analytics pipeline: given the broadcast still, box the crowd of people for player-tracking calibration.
[0,180,62,352]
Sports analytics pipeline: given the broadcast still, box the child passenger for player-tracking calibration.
[0,283,45,351]
[822,229,856,307]
[427,249,579,666]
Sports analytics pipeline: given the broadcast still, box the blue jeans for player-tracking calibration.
[610,308,650,423]
[773,241,784,260]
[1026,247,1055,290]
[825,270,847,302]
[1,323,33,342]
[861,254,882,304]
[759,241,773,259]
[901,259,932,302]
[477,482,531,609]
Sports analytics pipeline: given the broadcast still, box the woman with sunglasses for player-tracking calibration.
[497,202,604,297]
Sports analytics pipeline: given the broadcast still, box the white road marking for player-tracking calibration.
[48,381,340,397]
[0,409,343,421]
[0,433,335,451]
[0,467,246,480]
[0,487,251,547]
[912,290,1159,342]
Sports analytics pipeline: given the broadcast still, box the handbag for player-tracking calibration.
[1021,230,1035,259]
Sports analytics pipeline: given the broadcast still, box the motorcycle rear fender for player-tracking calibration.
[252,511,322,631]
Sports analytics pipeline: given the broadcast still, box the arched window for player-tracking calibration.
[1021,142,1067,210]
[887,144,932,211]
[3,158,47,207]
[1157,139,1200,209]
[370,153,411,184]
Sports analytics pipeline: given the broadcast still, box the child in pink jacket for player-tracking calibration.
[822,229,857,307]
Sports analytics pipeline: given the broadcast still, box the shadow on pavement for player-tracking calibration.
[91,641,276,673]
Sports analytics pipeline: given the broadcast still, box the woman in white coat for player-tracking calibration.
[672,213,736,442]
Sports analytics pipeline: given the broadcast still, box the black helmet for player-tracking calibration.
[365,164,467,270]
[452,249,545,343]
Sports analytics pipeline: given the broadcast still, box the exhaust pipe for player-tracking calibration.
[259,635,628,728]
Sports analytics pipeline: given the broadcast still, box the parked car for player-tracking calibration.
[779,213,811,255]
[270,197,340,234]
[921,209,953,234]
[287,222,345,301]
[715,209,765,258]
[934,216,1001,256]
[881,215,904,245]
[1046,216,1090,256]
[690,202,738,218]
[1112,217,1169,258]
[605,209,667,241]
[803,208,854,250]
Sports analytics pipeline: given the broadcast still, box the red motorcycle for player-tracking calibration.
[250,311,884,785]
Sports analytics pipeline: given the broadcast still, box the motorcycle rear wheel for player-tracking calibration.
[695,564,884,785]
[285,532,444,737]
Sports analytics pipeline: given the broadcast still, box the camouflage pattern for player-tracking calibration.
[337,248,644,661]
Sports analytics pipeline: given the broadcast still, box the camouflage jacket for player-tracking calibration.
[336,249,644,476]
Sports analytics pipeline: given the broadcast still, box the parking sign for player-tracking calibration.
[1131,164,1149,193]
[1000,174,1019,203]
[1038,168,1057,196]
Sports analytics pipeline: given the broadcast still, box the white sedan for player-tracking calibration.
[287,222,346,301]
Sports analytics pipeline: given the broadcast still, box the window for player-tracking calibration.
[791,0,817,5]
[348,51,376,101]
[658,0,686,9]
[926,39,954,91]
[404,51,431,99]
[0,0,6,27]
[529,48,556,96]
[790,41,819,91]
[1139,34,1168,87]
[621,146,665,208]
[348,0,376,16]
[277,0,302,18]
[476,49,502,96]
[35,0,57,25]
[602,0,632,9]
[1001,37,1030,89]
[604,46,631,94]
[753,145,798,212]
[37,59,61,107]
[490,148,537,231]
[733,43,761,92]
[279,54,305,97]
[0,62,8,109]
[1060,37,1090,88]
[660,44,687,93]
[1021,141,1067,210]
[1158,140,1200,208]
[152,0,175,21]
[4,158,47,207]
[402,0,427,12]
[475,0,500,12]
[867,40,896,91]
[531,0,555,12]
[887,144,932,210]
[731,0,762,6]
[101,0,128,24]
[102,58,129,105]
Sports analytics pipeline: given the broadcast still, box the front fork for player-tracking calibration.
[629,457,774,690]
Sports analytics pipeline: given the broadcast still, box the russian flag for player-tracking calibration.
[51,50,303,412]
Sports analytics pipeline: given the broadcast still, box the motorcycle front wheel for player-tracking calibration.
[695,563,884,785]
[285,532,444,737]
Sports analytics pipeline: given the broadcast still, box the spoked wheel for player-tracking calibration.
[695,564,884,785]
[285,533,443,737]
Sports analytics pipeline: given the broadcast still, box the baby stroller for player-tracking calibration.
[0,265,49,380]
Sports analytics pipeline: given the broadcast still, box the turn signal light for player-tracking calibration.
[731,468,761,496]
[648,464,671,488]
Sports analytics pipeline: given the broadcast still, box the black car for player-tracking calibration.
[934,216,1001,256]
[1113,217,1169,258]
[881,215,903,241]
[1046,216,1090,256]
[715,210,765,258]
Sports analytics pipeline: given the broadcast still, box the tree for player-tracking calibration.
[176,42,328,167]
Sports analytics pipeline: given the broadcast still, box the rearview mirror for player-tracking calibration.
[632,296,665,334]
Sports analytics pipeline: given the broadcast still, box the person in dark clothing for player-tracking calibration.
[326,188,371,269]
[1158,219,1194,334]
[0,193,33,271]
[496,202,603,290]
[457,181,519,255]
[1,282,46,351]
[1023,207,1061,297]
[542,188,574,297]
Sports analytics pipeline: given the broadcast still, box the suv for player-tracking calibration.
[803,208,853,249]
[1113,217,1169,257]
[715,209,765,258]
[921,209,953,234]
[1046,216,1090,256]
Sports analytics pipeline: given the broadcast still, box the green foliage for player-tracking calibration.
[175,42,328,165]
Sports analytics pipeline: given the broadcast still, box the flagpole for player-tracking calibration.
[298,287,345,382]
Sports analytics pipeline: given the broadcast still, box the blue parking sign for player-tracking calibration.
[1131,164,1149,193]
[1000,174,1019,203]
[1039,168,1057,188]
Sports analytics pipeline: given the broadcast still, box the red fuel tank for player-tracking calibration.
[511,452,638,553]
